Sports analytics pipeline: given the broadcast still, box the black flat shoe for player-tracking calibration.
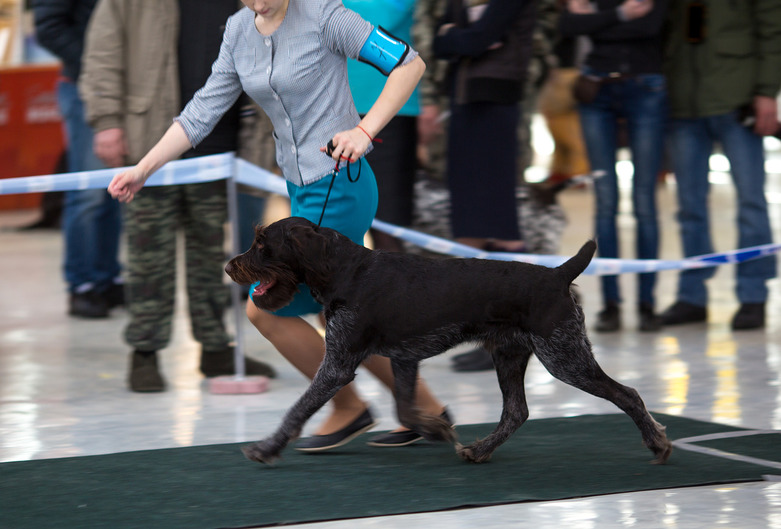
[366,408,454,447]
[295,408,377,452]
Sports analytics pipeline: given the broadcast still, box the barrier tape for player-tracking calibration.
[2,152,778,276]
[0,153,233,194]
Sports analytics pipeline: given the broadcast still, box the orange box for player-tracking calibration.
[0,64,65,210]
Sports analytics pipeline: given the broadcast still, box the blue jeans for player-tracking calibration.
[58,80,122,293]
[578,73,667,306]
[669,112,776,305]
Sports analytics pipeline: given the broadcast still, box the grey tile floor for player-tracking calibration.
[2,131,781,527]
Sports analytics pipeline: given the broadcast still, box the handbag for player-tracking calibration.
[571,74,603,105]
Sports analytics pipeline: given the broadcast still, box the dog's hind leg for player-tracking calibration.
[457,342,533,463]
[390,358,455,443]
[531,323,672,464]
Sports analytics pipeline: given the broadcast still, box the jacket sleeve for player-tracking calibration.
[558,8,619,38]
[433,0,528,59]
[78,0,126,132]
[32,0,83,69]
[754,0,781,98]
[559,0,667,41]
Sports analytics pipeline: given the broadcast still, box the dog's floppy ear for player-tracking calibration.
[287,222,331,286]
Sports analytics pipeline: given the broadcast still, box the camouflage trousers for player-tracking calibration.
[124,181,230,352]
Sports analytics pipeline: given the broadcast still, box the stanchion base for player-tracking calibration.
[208,375,270,394]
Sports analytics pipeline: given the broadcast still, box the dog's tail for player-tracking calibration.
[556,240,597,284]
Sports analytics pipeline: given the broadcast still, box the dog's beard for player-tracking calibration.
[246,266,300,312]
[251,279,299,311]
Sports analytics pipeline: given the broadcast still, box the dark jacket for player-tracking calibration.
[558,0,668,76]
[663,0,781,119]
[433,0,536,105]
[33,0,99,82]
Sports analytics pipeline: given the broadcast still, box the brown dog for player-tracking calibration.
[225,217,672,465]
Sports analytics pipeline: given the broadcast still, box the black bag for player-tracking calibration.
[572,74,603,104]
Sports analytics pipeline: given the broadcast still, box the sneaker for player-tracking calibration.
[660,301,707,326]
[595,303,621,333]
[128,350,165,392]
[638,303,661,332]
[367,408,455,447]
[200,347,276,378]
[731,303,765,330]
[69,289,109,318]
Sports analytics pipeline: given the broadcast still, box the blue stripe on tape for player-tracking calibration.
[2,152,778,276]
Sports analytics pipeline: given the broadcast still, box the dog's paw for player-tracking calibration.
[241,441,281,465]
[650,438,673,465]
[419,415,456,443]
[455,442,492,464]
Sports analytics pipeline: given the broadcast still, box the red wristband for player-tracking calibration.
[357,125,373,141]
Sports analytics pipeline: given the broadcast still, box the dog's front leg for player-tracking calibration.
[390,358,455,443]
[243,351,363,465]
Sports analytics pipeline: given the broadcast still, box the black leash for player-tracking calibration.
[317,139,362,227]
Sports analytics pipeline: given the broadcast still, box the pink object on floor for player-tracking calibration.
[208,375,270,394]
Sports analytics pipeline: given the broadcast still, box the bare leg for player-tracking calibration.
[246,299,446,433]
[245,300,365,434]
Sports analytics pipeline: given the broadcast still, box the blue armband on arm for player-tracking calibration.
[358,26,410,76]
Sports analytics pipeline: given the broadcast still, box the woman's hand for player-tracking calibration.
[105,121,192,203]
[753,95,780,137]
[567,0,595,14]
[94,128,128,168]
[321,126,373,163]
[107,165,149,203]
[618,0,653,20]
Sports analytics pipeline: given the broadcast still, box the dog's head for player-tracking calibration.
[225,217,331,311]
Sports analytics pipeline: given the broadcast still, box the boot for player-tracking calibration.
[200,347,276,378]
[660,301,707,325]
[731,303,765,330]
[128,350,165,392]
[595,302,621,333]
[638,302,661,332]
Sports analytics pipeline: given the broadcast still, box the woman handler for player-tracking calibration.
[107,0,448,451]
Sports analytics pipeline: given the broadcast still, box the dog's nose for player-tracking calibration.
[225,262,234,275]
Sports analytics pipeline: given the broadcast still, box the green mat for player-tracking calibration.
[2,414,780,529]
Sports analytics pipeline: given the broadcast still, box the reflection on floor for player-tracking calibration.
[2,137,781,527]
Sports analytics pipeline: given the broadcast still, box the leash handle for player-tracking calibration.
[318,137,369,226]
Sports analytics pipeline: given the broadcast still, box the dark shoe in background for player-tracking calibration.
[595,302,621,333]
[451,348,493,372]
[128,350,166,392]
[660,301,707,326]
[638,302,661,332]
[69,289,109,318]
[103,282,125,309]
[731,303,765,330]
[200,347,277,378]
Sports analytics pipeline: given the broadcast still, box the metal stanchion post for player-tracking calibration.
[209,153,269,394]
